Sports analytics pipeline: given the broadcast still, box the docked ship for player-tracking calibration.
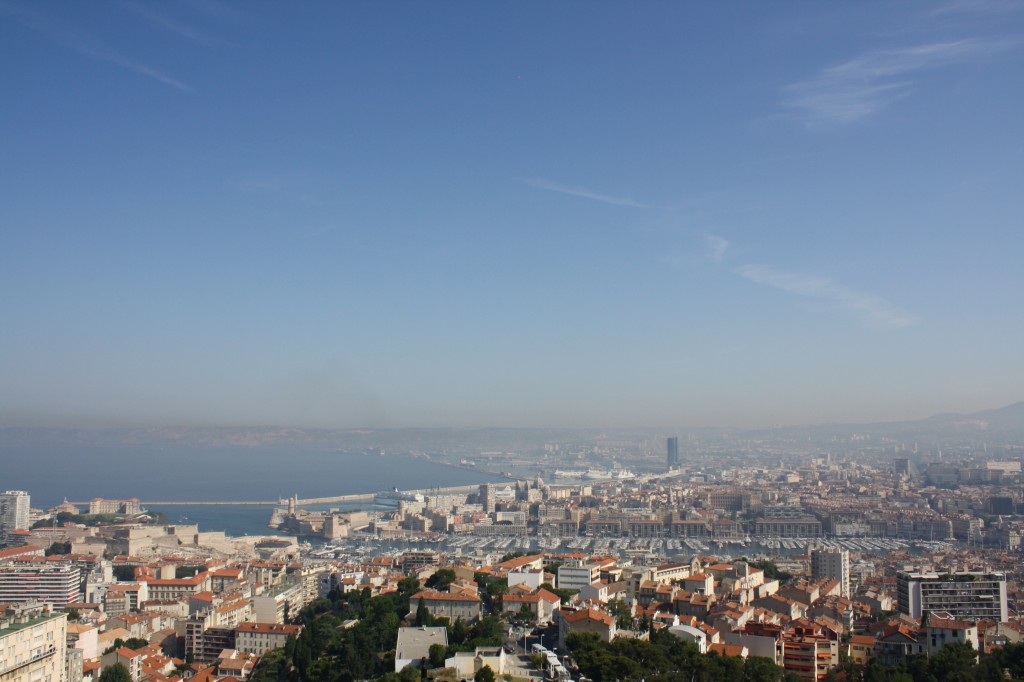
[373,488,424,506]
[583,468,636,480]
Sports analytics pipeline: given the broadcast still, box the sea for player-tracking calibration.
[1,446,509,537]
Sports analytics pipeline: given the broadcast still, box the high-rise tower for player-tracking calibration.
[667,437,680,470]
[0,491,30,541]
[811,548,850,597]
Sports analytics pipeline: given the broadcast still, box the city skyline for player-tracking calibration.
[2,2,1023,430]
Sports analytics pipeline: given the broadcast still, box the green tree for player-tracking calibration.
[45,541,72,556]
[415,598,432,627]
[425,568,457,591]
[470,615,504,645]
[450,618,470,645]
[749,560,792,582]
[927,642,977,682]
[515,603,534,621]
[539,583,577,603]
[122,637,149,650]
[607,598,633,629]
[744,655,788,682]
[111,565,136,582]
[398,577,421,596]
[428,643,447,668]
[474,665,496,682]
[398,665,421,682]
[98,663,132,682]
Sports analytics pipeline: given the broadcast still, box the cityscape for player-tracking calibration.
[3,403,1024,682]
[3,1,1024,682]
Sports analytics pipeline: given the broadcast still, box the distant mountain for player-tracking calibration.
[1,402,1022,450]
[919,401,1024,437]
[769,401,1024,442]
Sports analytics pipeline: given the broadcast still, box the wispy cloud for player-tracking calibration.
[1,2,191,92]
[704,234,730,264]
[783,39,1007,125]
[120,1,225,47]
[523,178,653,209]
[736,264,918,328]
[928,0,1024,17]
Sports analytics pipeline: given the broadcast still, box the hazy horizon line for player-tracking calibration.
[1,400,1019,435]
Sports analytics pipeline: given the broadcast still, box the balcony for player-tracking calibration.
[0,645,57,676]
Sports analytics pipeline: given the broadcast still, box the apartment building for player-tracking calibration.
[235,623,301,655]
[0,492,30,541]
[144,572,211,601]
[0,566,81,608]
[811,550,850,599]
[0,602,67,682]
[557,562,602,591]
[408,588,482,622]
[251,580,305,624]
[896,570,1007,622]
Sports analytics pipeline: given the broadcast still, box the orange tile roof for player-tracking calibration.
[562,608,614,626]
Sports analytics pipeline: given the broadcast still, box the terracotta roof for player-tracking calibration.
[562,608,614,626]
[496,554,545,570]
[0,545,44,559]
[411,589,481,603]
[708,643,747,657]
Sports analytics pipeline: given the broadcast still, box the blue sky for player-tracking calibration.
[2,1,1022,429]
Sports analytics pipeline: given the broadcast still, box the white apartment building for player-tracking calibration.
[252,581,305,624]
[897,570,1008,622]
[0,492,30,540]
[0,602,67,682]
[811,549,850,598]
[0,566,81,608]
[557,562,601,591]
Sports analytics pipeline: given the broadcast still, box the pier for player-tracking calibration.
[70,482,500,509]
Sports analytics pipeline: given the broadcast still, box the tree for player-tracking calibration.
[450,617,470,645]
[415,598,432,627]
[540,583,577,603]
[470,615,504,645]
[749,560,792,582]
[398,576,421,596]
[99,663,132,682]
[425,568,457,591]
[428,643,447,668]
[744,655,788,682]
[111,565,136,582]
[45,541,71,556]
[474,665,496,682]
[122,637,149,650]
[607,598,633,629]
[543,561,563,575]
[927,642,977,682]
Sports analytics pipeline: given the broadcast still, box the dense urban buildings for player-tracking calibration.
[896,570,1008,622]
[0,431,1022,682]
